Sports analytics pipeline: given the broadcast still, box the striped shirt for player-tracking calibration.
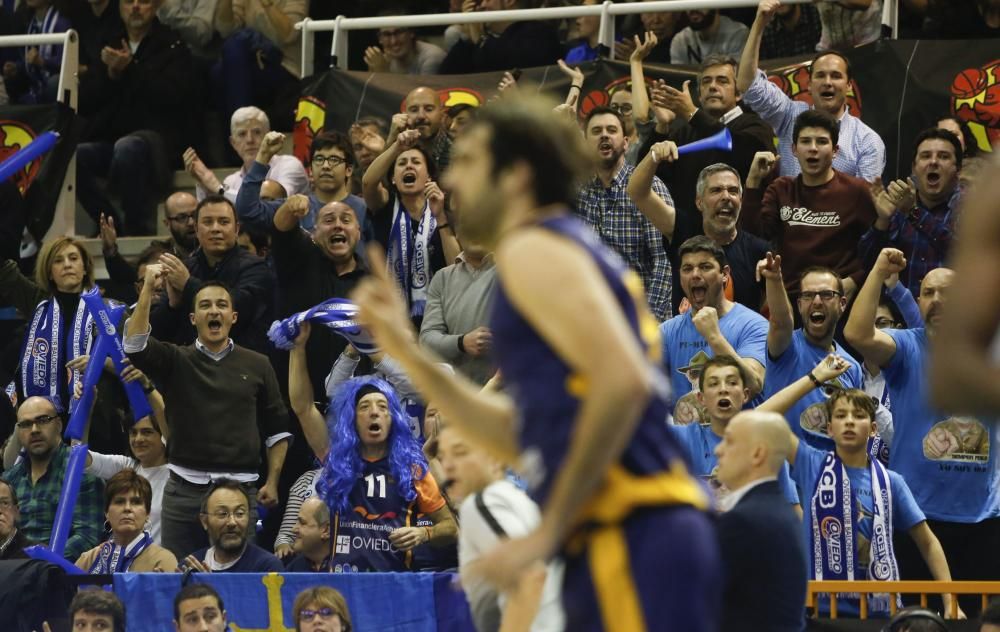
[741,69,885,182]
[576,162,674,320]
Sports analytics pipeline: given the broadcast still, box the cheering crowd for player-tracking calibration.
[0,0,999,630]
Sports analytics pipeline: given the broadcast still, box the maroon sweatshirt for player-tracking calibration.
[741,171,877,291]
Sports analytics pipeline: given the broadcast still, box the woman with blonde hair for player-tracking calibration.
[0,236,97,412]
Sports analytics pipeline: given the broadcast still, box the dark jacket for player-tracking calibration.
[149,245,275,354]
[439,21,562,74]
[0,530,33,560]
[82,19,196,158]
[717,480,807,632]
[639,104,774,244]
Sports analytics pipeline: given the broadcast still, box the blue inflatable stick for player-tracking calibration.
[24,544,85,574]
[0,131,59,184]
[48,443,88,557]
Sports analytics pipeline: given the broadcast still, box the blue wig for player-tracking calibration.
[316,375,428,515]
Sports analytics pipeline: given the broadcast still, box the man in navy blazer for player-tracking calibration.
[715,410,808,632]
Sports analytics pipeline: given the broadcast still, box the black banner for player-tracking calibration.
[0,101,77,241]
[294,39,998,181]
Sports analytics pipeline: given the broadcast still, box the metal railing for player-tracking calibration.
[808,580,1000,619]
[0,30,79,241]
[297,0,899,77]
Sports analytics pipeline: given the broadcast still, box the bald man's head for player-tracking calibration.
[919,267,953,333]
[714,411,790,491]
[163,191,198,252]
[404,87,443,139]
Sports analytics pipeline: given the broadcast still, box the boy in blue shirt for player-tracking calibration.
[759,353,964,619]
[670,354,799,510]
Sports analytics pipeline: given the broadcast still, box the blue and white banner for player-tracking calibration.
[113,572,473,632]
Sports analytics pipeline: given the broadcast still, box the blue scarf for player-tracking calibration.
[810,451,900,612]
[19,293,93,410]
[88,531,153,574]
[268,299,377,354]
[386,197,436,318]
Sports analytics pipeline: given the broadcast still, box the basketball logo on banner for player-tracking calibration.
[0,120,41,194]
[293,95,327,166]
[951,59,1000,152]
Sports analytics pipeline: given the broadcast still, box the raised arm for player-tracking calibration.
[626,141,678,240]
[288,322,330,461]
[738,0,779,94]
[692,307,765,396]
[629,32,658,125]
[757,252,794,357]
[757,354,853,464]
[362,130,421,212]
[127,264,160,338]
[844,248,902,369]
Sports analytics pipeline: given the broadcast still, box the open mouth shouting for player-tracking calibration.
[598,139,613,157]
[924,170,942,189]
[817,88,838,105]
[716,397,733,413]
[400,171,418,186]
[207,318,223,335]
[688,283,707,304]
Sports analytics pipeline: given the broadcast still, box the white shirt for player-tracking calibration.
[197,154,310,204]
[716,476,776,513]
[458,480,565,632]
[87,454,169,544]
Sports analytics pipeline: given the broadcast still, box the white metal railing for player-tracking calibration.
[0,30,79,241]
[297,0,900,77]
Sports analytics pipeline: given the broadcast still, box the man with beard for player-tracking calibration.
[351,97,719,631]
[738,0,885,182]
[847,250,999,616]
[742,110,878,298]
[629,156,769,314]
[670,9,748,66]
[150,196,275,353]
[659,236,767,425]
[759,2,821,59]
[386,86,453,172]
[99,191,199,300]
[126,270,290,558]
[757,253,863,449]
[577,106,673,320]
[638,55,774,246]
[236,130,369,244]
[860,128,963,298]
[183,479,283,573]
[3,396,103,560]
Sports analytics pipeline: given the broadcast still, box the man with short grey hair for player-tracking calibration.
[628,156,769,313]
[183,106,309,204]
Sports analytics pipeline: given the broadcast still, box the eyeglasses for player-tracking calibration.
[875,317,899,329]
[203,508,249,522]
[798,290,842,303]
[0,499,15,510]
[299,608,336,622]
[610,103,633,114]
[168,212,196,224]
[313,155,348,167]
[15,414,59,430]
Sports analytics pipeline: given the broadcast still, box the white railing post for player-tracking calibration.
[300,17,313,78]
[332,15,349,70]
[599,0,615,59]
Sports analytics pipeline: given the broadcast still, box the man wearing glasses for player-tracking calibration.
[236,128,369,244]
[2,396,103,560]
[756,252,863,450]
[181,479,282,573]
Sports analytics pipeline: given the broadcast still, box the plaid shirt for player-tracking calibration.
[742,69,886,182]
[859,187,961,297]
[4,443,104,560]
[760,4,822,59]
[576,162,673,320]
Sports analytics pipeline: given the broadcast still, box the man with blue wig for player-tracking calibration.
[290,339,457,572]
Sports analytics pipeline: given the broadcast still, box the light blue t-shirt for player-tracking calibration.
[660,303,768,425]
[670,422,799,505]
[792,442,924,615]
[883,328,999,523]
[765,330,863,450]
